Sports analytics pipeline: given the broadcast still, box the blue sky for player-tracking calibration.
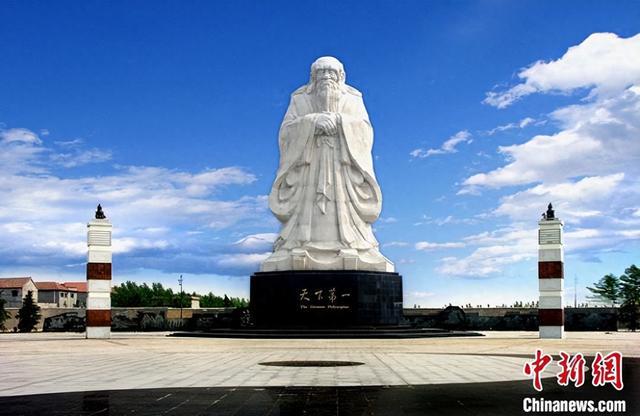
[1,1,639,307]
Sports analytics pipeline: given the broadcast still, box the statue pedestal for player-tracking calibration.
[261,248,395,272]
[250,270,403,328]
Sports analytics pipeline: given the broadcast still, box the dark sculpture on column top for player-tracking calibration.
[544,203,555,220]
[95,204,106,220]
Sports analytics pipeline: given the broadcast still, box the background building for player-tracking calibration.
[1,278,88,308]
[34,282,78,308]
[0,277,38,308]
[63,282,88,307]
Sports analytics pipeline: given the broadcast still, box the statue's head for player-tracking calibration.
[309,56,346,88]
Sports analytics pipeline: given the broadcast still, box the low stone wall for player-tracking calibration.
[1,307,237,332]
[403,307,619,331]
[111,307,238,331]
[3,308,86,332]
[0,306,621,332]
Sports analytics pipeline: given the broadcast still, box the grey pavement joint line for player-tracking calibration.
[372,352,410,385]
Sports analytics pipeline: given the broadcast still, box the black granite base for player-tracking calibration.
[250,270,403,328]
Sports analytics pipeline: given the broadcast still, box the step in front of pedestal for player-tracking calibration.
[170,327,483,339]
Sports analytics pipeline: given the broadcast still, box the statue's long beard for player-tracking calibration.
[313,80,340,113]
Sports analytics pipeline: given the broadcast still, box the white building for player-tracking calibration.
[35,282,78,308]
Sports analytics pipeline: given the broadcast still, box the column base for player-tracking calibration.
[86,326,111,339]
[539,325,564,339]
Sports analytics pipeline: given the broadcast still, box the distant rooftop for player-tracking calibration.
[63,282,88,293]
[1,277,89,292]
[35,281,77,292]
[0,277,33,289]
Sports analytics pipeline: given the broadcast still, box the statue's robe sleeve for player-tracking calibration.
[269,90,317,222]
[337,90,382,223]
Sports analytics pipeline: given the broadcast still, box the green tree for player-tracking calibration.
[110,281,249,308]
[619,265,640,331]
[111,281,180,307]
[199,292,248,308]
[587,274,621,307]
[200,292,222,307]
[0,291,11,331]
[111,281,141,306]
[16,290,41,332]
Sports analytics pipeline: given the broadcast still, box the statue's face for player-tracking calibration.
[315,67,339,83]
[312,66,342,90]
[309,57,345,88]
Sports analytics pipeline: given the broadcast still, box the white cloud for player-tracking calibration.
[0,126,269,276]
[0,130,47,174]
[435,215,455,226]
[494,174,627,223]
[2,222,34,233]
[464,85,640,191]
[484,33,640,108]
[413,215,477,226]
[437,203,640,278]
[135,227,170,234]
[112,237,170,254]
[1,128,42,144]
[39,240,87,256]
[216,252,270,268]
[565,228,599,240]
[378,216,398,223]
[415,241,465,250]
[618,229,640,239]
[383,241,409,248]
[233,233,278,250]
[50,148,112,167]
[437,227,537,277]
[54,139,83,147]
[486,117,539,135]
[0,128,118,174]
[410,130,472,158]
[456,33,640,271]
[462,130,604,189]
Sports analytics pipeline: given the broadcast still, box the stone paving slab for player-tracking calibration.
[0,331,638,397]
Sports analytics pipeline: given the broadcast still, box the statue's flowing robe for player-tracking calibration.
[268,85,382,253]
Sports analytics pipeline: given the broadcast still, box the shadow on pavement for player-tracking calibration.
[1,358,637,416]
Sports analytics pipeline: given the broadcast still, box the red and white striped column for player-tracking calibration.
[86,204,112,339]
[538,203,564,339]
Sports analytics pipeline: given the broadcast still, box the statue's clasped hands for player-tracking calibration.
[315,112,339,136]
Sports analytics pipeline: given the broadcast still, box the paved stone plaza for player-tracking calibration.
[1,331,638,397]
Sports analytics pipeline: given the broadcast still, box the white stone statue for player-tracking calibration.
[261,56,394,272]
